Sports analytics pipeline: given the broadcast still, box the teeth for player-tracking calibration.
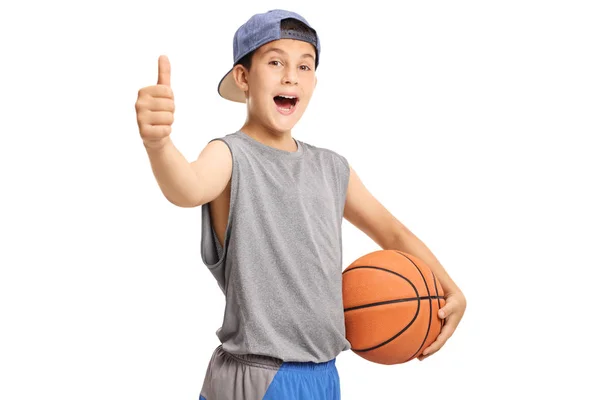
[278,95,297,99]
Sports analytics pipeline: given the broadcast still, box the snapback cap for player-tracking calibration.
[218,9,321,103]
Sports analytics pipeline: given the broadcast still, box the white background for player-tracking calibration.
[1,0,598,399]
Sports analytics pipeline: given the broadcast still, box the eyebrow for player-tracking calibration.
[263,47,315,61]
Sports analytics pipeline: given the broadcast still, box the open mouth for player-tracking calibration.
[273,95,298,114]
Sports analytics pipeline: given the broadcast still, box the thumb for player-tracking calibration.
[438,302,453,318]
[157,55,171,86]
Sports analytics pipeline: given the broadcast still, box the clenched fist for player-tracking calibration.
[135,55,175,149]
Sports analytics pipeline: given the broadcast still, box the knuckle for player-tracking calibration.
[135,99,147,111]
[139,126,151,138]
[139,86,152,97]
[145,86,158,97]
[163,85,173,98]
[149,86,160,97]
[139,108,150,121]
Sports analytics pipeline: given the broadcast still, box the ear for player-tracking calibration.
[232,64,249,92]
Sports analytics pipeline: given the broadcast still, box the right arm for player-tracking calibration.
[136,55,232,208]
[144,138,232,208]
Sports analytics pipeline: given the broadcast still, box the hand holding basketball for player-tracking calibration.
[135,55,175,149]
[418,289,466,361]
[342,249,466,365]
[342,250,447,365]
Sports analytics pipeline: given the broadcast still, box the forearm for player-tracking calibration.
[386,226,462,295]
[144,138,203,207]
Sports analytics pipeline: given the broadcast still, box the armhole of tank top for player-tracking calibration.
[337,153,350,222]
[200,138,237,270]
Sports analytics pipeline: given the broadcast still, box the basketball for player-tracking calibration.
[342,249,446,365]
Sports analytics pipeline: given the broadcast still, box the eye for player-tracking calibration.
[300,65,312,71]
[269,60,282,66]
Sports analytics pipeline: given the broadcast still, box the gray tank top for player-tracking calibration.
[200,130,352,362]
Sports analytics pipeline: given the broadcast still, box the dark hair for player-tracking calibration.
[237,50,255,71]
[235,18,317,72]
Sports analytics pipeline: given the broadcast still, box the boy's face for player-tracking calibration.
[234,39,317,134]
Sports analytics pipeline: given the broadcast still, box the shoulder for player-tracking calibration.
[205,132,247,157]
[209,131,241,145]
[299,140,349,172]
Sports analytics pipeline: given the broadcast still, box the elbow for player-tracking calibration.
[165,194,202,208]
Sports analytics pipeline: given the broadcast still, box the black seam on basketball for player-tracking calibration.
[432,273,445,329]
[344,266,420,353]
[393,251,433,361]
[432,272,440,309]
[344,296,445,312]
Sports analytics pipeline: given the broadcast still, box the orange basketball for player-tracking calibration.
[342,249,446,365]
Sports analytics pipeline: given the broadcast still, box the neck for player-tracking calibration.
[240,121,297,152]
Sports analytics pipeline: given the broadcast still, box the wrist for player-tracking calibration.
[445,286,464,298]
[143,137,171,151]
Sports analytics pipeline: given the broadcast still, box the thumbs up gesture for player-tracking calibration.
[135,55,175,149]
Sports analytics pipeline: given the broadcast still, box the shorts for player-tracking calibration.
[199,344,341,400]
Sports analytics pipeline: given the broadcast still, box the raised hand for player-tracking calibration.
[135,55,175,149]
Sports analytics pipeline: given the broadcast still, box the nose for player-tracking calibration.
[282,66,298,86]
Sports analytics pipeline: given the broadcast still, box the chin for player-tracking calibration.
[274,115,302,131]
[269,122,297,134]
[267,114,301,132]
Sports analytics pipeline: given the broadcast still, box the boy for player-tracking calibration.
[135,9,466,400]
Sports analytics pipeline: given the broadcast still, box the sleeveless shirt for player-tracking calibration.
[200,130,352,362]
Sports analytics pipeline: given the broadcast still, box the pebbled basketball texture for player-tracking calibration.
[342,249,446,365]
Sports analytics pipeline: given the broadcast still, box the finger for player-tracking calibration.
[139,124,171,140]
[139,84,173,99]
[158,55,171,86]
[438,300,455,319]
[150,84,174,99]
[147,97,175,112]
[422,315,458,355]
[146,111,174,126]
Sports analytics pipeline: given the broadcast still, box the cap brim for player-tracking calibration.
[218,67,246,103]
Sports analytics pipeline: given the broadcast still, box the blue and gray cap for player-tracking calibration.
[218,9,321,103]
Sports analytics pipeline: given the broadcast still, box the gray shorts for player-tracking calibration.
[199,344,341,400]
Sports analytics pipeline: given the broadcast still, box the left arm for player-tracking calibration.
[343,165,467,359]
